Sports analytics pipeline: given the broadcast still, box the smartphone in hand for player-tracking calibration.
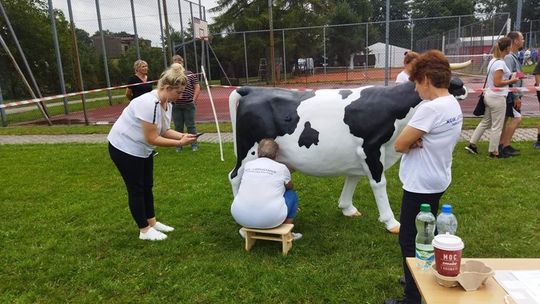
[195,132,205,138]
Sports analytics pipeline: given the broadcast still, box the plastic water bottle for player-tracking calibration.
[415,203,436,270]
[436,204,458,235]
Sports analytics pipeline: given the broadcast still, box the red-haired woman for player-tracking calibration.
[388,50,463,304]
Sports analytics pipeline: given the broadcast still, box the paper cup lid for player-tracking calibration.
[432,233,464,251]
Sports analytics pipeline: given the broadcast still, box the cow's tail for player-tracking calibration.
[229,89,242,157]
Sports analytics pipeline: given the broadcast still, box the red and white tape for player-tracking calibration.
[0,80,158,109]
[466,86,540,94]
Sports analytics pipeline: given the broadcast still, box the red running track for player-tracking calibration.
[27,77,540,125]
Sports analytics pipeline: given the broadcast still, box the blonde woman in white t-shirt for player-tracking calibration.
[465,37,519,158]
[395,51,419,84]
[108,63,197,241]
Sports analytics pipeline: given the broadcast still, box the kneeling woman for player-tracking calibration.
[231,139,302,240]
[108,63,197,241]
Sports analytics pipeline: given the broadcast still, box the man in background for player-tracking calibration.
[171,55,201,151]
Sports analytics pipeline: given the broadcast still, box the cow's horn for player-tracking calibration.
[449,60,472,70]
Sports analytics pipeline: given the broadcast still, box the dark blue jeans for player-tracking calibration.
[284,189,298,219]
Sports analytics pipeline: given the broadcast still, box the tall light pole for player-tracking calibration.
[268,0,275,86]
[515,0,522,31]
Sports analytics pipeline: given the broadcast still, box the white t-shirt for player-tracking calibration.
[395,71,410,84]
[399,95,463,193]
[231,157,291,229]
[485,58,512,97]
[107,90,171,157]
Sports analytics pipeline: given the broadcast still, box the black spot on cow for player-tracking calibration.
[298,121,319,148]
[343,79,465,183]
[231,87,316,178]
[339,90,353,100]
[344,82,422,183]
[251,151,255,155]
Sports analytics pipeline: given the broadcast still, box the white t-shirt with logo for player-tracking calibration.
[485,59,512,97]
[231,157,291,229]
[395,71,410,84]
[399,95,463,193]
[107,90,171,157]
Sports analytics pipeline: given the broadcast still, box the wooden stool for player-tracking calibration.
[241,224,294,255]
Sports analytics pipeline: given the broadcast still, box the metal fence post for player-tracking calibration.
[410,20,414,51]
[130,0,141,60]
[190,2,199,76]
[323,26,327,74]
[243,32,248,84]
[457,16,461,55]
[67,0,88,125]
[95,0,113,105]
[48,0,69,114]
[157,0,168,69]
[0,84,7,127]
[282,29,286,81]
[384,0,390,86]
[177,0,187,65]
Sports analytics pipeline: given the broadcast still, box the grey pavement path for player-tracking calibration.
[0,129,537,145]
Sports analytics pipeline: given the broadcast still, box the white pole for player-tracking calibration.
[200,65,224,161]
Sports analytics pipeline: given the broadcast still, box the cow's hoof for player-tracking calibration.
[346,211,362,217]
[387,225,400,234]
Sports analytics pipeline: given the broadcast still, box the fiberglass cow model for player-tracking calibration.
[228,80,466,233]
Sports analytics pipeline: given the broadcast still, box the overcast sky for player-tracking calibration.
[51,0,218,46]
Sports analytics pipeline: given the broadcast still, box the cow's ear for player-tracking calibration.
[237,87,252,97]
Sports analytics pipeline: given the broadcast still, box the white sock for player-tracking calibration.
[139,227,167,241]
[153,221,174,232]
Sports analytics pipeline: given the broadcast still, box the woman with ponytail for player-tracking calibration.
[108,63,197,241]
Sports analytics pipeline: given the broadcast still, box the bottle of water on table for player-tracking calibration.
[415,203,436,270]
[436,203,458,235]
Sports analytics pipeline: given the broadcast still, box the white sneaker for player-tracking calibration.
[139,227,167,241]
[239,228,246,239]
[153,221,174,232]
[292,232,302,241]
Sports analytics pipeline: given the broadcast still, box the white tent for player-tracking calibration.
[367,42,410,68]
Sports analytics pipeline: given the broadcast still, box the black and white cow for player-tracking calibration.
[228,79,466,233]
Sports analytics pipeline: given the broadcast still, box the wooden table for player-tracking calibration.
[406,258,540,304]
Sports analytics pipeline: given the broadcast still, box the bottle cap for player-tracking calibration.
[420,203,431,212]
[441,204,452,213]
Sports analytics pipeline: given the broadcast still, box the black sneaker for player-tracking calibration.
[490,152,510,159]
[465,144,478,154]
[502,145,520,156]
[505,145,520,153]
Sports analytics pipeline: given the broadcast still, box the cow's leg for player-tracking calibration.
[358,145,400,233]
[229,167,243,196]
[338,176,361,217]
[367,173,400,234]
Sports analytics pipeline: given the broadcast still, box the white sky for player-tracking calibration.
[51,0,218,46]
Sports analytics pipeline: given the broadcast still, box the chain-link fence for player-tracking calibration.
[0,1,527,125]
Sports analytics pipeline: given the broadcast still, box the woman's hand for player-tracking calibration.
[177,134,197,147]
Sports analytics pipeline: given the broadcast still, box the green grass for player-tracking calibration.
[1,142,539,303]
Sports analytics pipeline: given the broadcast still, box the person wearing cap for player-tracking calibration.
[171,55,201,151]
[388,50,463,304]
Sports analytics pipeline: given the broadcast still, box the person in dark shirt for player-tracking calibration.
[126,60,153,101]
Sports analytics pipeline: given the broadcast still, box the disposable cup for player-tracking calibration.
[432,233,464,277]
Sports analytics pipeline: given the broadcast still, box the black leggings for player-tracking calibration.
[398,190,443,304]
[108,143,155,229]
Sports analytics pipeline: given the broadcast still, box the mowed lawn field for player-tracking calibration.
[1,142,539,303]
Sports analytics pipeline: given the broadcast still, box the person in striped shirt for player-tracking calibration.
[171,55,201,151]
